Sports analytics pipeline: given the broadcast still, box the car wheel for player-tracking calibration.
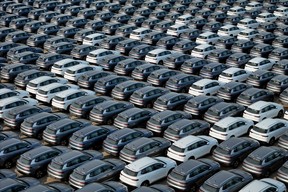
[35,170,45,178]
[141,180,149,186]
[4,161,13,169]
[269,137,275,145]
[107,119,113,125]
[210,146,216,154]
[232,160,240,168]
[61,139,68,146]
[263,170,270,178]
[278,110,284,118]
[36,133,42,140]
[191,185,197,192]
[189,156,195,160]
[158,60,163,65]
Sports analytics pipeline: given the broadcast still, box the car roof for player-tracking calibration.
[219,137,247,150]
[90,49,110,54]
[249,146,279,160]
[29,76,53,84]
[21,146,53,160]
[126,157,158,172]
[53,150,84,164]
[125,137,153,150]
[75,159,106,174]
[55,89,81,98]
[248,101,272,110]
[148,48,167,54]
[0,138,22,149]
[195,44,213,49]
[38,83,65,91]
[194,79,216,86]
[25,112,54,122]
[199,31,215,36]
[249,57,267,63]
[47,119,75,129]
[173,135,202,148]
[215,117,244,127]
[73,125,104,137]
[55,58,75,65]
[66,64,90,71]
[255,118,284,129]
[242,180,272,191]
[206,171,237,187]
[173,159,205,175]
[222,67,243,74]
[118,108,143,117]
[8,105,37,115]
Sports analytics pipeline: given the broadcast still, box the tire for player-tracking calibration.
[35,170,45,178]
[278,110,284,118]
[232,160,240,168]
[158,60,163,65]
[61,139,68,146]
[4,161,13,169]
[189,156,195,160]
[36,133,42,140]
[141,180,149,186]
[269,137,275,145]
[263,170,270,178]
[191,185,197,192]
[210,146,216,154]
[107,119,113,125]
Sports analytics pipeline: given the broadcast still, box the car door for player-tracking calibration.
[151,162,166,182]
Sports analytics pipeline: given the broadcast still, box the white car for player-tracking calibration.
[245,1,262,11]
[245,57,275,72]
[191,44,215,59]
[218,67,249,83]
[51,59,89,76]
[120,157,176,187]
[0,97,38,118]
[36,83,79,103]
[167,24,189,37]
[175,14,193,24]
[0,88,29,100]
[256,13,277,23]
[237,18,259,29]
[86,49,119,64]
[145,49,172,65]
[249,118,288,145]
[240,178,287,192]
[196,32,220,45]
[26,76,68,95]
[237,29,258,40]
[243,101,284,122]
[217,25,241,37]
[64,64,102,82]
[274,7,288,17]
[167,135,218,162]
[189,79,221,96]
[82,33,106,46]
[52,89,94,110]
[130,28,152,41]
[227,6,246,16]
[209,117,254,140]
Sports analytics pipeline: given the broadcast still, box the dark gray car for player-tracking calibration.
[180,58,209,75]
[131,63,165,81]
[237,88,274,107]
[48,150,103,180]
[119,137,171,163]
[226,53,252,68]
[16,146,71,178]
[75,182,128,192]
[0,177,40,192]
[153,92,193,111]
[165,73,202,93]
[217,82,252,101]
[21,183,74,192]
[111,80,149,100]
[71,44,96,60]
[0,131,18,142]
[36,53,71,70]
[147,69,180,87]
[0,63,37,81]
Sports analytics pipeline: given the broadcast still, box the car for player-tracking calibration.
[153,92,193,111]
[82,33,106,46]
[94,75,131,96]
[163,53,192,70]
[5,31,29,44]
[243,146,287,177]
[0,27,15,41]
[237,29,259,41]
[36,53,71,70]
[165,74,202,93]
[71,45,96,60]
[245,57,275,72]
[240,178,287,192]
[77,71,113,90]
[39,11,59,22]
[180,58,209,75]
[103,128,153,156]
[276,161,288,185]
[0,14,18,27]
[115,39,141,55]
[56,27,80,39]
[213,137,260,168]
[69,159,125,189]
[270,47,288,62]
[0,169,16,179]
[43,36,71,52]
[254,32,276,45]
[7,46,42,62]
[115,25,137,38]
[227,6,246,16]
[147,69,180,87]
[173,40,198,55]
[272,59,288,75]
[237,18,259,30]
[273,36,288,49]
[218,68,249,83]
[102,22,123,36]
[225,53,251,68]
[196,32,219,45]
[249,118,288,145]
[147,110,191,134]
[74,29,95,44]
[256,12,277,23]
[9,17,31,30]
[0,42,19,57]
[167,135,218,162]
[37,24,60,35]
[250,43,274,58]
[16,146,71,178]
[0,131,18,142]
[69,125,117,150]
[231,40,255,54]
[189,79,221,96]
[10,51,40,65]
[204,102,245,124]
[167,24,189,37]
[217,82,252,102]
[142,17,160,29]
[51,14,73,26]
[64,65,102,82]
[191,44,215,59]
[111,81,149,101]
[101,36,125,50]
[21,183,74,192]
[199,63,228,79]
[145,49,172,65]
[258,22,277,33]
[120,137,171,163]
[0,88,29,100]
[3,105,51,129]
[120,156,176,187]
[129,86,170,108]
[129,28,152,41]
[50,42,74,55]
[0,138,41,168]
[266,75,288,94]
[86,49,119,65]
[199,169,253,192]
[129,45,156,60]
[0,64,37,82]
[23,21,46,33]
[167,158,220,191]
[114,59,145,76]
[207,49,233,64]
[132,184,174,192]
[246,70,277,88]
[51,59,88,77]
[0,177,40,192]
[98,55,128,71]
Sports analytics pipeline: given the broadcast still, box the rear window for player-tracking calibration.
[170,145,185,153]
[123,168,138,176]
[246,156,262,165]
[73,172,86,180]
[170,171,186,180]
[252,126,268,133]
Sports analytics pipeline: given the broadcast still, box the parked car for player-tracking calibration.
[147,69,180,87]
[111,81,149,101]
[71,45,96,60]
[153,92,193,111]
[0,177,40,191]
[180,58,209,75]
[246,70,277,88]
[240,178,287,192]
[189,79,221,96]
[0,64,37,82]
[75,182,128,192]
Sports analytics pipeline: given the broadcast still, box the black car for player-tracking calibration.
[154,21,173,33]
[66,18,88,28]
[180,58,209,75]
[237,87,274,107]
[77,71,113,89]
[0,169,17,179]
[199,170,253,192]
[11,51,40,65]
[129,44,155,60]
[5,31,29,44]
[114,108,157,129]
[16,146,71,178]
[141,31,166,46]
[114,59,145,76]
[132,185,174,192]
[77,8,97,19]
[37,24,60,35]
[153,92,193,111]
[103,128,153,156]
[103,2,121,13]
[94,75,131,96]
[69,125,117,150]
[89,100,133,125]
[156,36,179,50]
[272,59,288,75]
[9,17,31,30]
[208,11,227,23]
[242,146,287,177]
[165,74,202,93]
[0,63,37,82]
[0,14,18,27]
[204,102,245,124]
[57,27,80,38]
[41,1,61,11]
[65,5,84,16]
[50,42,74,55]
[39,11,59,22]
[163,53,192,70]
[173,40,198,54]
[274,25,288,36]
[120,5,136,15]
[98,55,128,71]
[0,138,41,168]
[85,20,105,31]
[90,0,108,10]
[0,131,18,142]
[55,4,71,14]
[258,22,277,33]
[202,21,222,33]
[0,1,15,12]
[111,80,149,100]
[51,14,73,26]
[0,42,19,57]
[14,69,54,88]
[115,39,141,55]
[23,21,46,33]
[254,32,276,45]
[7,45,42,62]
[43,119,91,146]
[71,44,96,60]
[269,47,288,62]
[20,112,68,139]
[216,36,237,50]
[21,183,74,192]
[74,29,95,44]
[226,53,252,68]
[199,63,228,79]
[119,137,170,163]
[0,178,40,192]
[36,53,70,70]
[189,17,207,30]
[47,150,102,180]
[167,159,220,192]
[131,63,165,81]
[266,75,288,94]
[147,69,180,87]
[272,35,288,48]
[164,119,210,142]
[217,82,252,101]
[246,70,277,88]
[43,36,71,52]
[142,18,160,29]
[116,25,137,37]
[147,110,191,134]
[0,27,15,41]
[102,36,125,50]
[111,13,131,24]
[4,105,51,129]
[231,40,255,54]
[250,43,274,58]
[213,137,260,168]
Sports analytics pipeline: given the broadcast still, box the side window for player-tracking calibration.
[141,165,154,174]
